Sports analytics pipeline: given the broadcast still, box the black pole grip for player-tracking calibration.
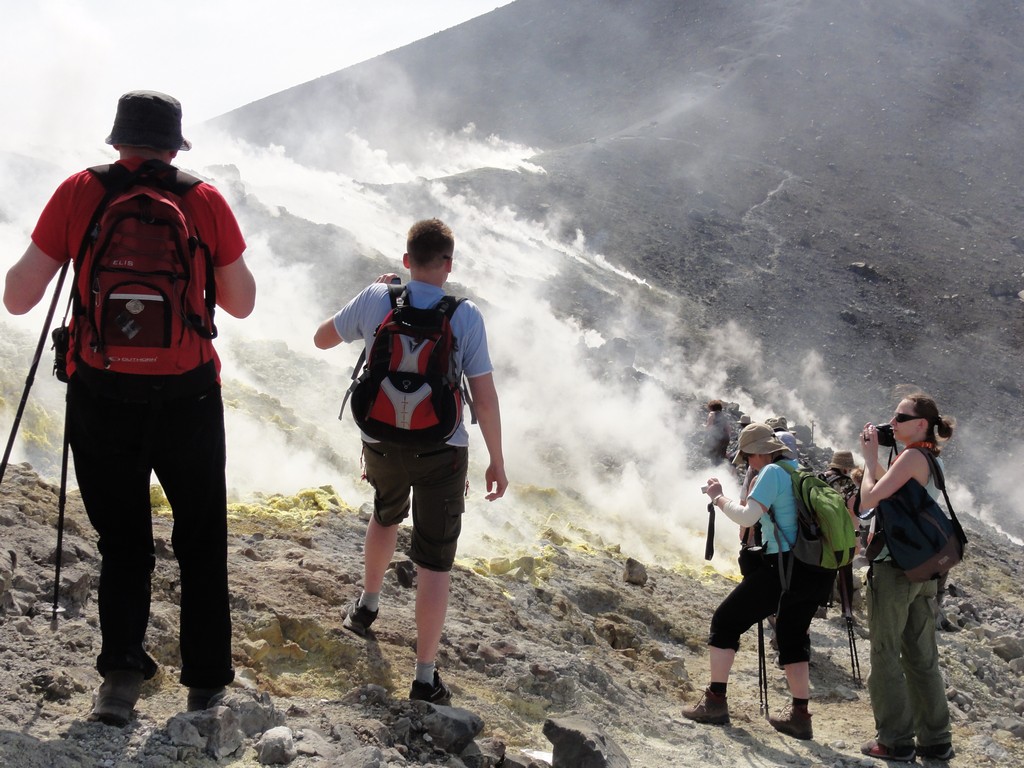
[704,502,716,560]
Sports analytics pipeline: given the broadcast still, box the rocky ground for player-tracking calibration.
[2,460,1024,768]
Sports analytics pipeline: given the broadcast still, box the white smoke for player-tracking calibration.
[2,87,1018,572]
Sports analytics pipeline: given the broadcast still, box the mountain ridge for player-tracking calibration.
[210,0,1024,509]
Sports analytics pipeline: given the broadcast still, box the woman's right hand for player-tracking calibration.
[859,422,879,460]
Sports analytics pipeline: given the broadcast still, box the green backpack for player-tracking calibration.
[771,462,858,573]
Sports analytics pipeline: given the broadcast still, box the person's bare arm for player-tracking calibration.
[4,243,63,314]
[214,255,256,318]
[313,317,343,349]
[466,372,507,500]
[859,425,930,508]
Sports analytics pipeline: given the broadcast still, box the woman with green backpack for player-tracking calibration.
[683,423,836,741]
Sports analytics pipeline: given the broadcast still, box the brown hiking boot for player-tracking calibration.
[89,670,144,727]
[769,704,813,740]
[681,687,730,725]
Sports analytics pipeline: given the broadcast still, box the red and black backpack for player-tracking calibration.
[345,284,470,445]
[64,159,217,380]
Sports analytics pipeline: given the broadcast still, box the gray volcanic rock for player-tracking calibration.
[2,460,1024,766]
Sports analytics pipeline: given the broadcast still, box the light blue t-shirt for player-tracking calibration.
[749,459,799,554]
[332,281,492,446]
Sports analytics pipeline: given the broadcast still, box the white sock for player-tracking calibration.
[358,592,380,612]
[415,661,435,685]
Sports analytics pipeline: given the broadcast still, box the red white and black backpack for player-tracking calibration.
[62,159,217,380]
[345,284,472,445]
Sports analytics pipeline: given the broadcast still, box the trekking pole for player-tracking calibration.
[50,402,70,621]
[757,618,769,717]
[837,563,861,686]
[0,261,70,486]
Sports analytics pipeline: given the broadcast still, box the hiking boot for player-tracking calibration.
[861,739,916,762]
[342,601,378,636]
[187,686,227,711]
[681,688,730,725]
[768,704,813,740]
[409,669,452,705]
[917,742,955,760]
[89,669,144,727]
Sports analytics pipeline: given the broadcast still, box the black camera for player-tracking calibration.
[51,326,69,383]
[875,423,895,447]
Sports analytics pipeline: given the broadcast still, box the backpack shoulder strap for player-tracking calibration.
[914,447,945,491]
[339,284,402,418]
[436,295,465,318]
[388,284,406,308]
[434,293,473,422]
[87,163,127,190]
[87,159,197,192]
[917,448,967,545]
[764,506,795,592]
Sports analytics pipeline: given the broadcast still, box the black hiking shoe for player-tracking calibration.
[89,669,144,727]
[917,742,954,760]
[409,670,452,705]
[342,601,378,636]
[187,686,227,711]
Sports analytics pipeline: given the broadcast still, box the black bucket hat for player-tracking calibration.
[104,90,192,151]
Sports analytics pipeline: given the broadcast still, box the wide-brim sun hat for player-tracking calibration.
[765,416,789,431]
[732,423,787,465]
[829,450,857,471]
[105,90,192,151]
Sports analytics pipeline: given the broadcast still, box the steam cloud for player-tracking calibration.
[2,97,1019,571]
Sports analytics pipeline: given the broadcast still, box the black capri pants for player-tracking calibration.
[708,551,836,666]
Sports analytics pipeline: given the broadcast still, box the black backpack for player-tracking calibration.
[344,285,471,445]
[870,449,967,582]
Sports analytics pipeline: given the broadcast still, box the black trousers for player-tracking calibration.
[67,375,233,687]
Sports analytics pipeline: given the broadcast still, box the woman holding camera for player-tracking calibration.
[857,391,955,762]
[685,423,836,740]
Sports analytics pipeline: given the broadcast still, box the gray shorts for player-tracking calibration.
[361,441,468,571]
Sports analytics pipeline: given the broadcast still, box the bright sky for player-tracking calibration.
[0,0,507,153]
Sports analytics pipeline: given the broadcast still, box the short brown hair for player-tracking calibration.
[407,219,454,267]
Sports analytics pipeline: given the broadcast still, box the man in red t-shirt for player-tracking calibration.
[4,90,256,726]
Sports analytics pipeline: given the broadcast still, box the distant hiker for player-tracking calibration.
[857,392,956,762]
[766,416,799,461]
[314,218,507,705]
[728,413,752,466]
[703,399,732,462]
[823,451,859,506]
[3,91,256,725]
[684,423,835,740]
[821,449,862,545]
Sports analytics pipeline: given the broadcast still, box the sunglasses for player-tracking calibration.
[893,413,922,423]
